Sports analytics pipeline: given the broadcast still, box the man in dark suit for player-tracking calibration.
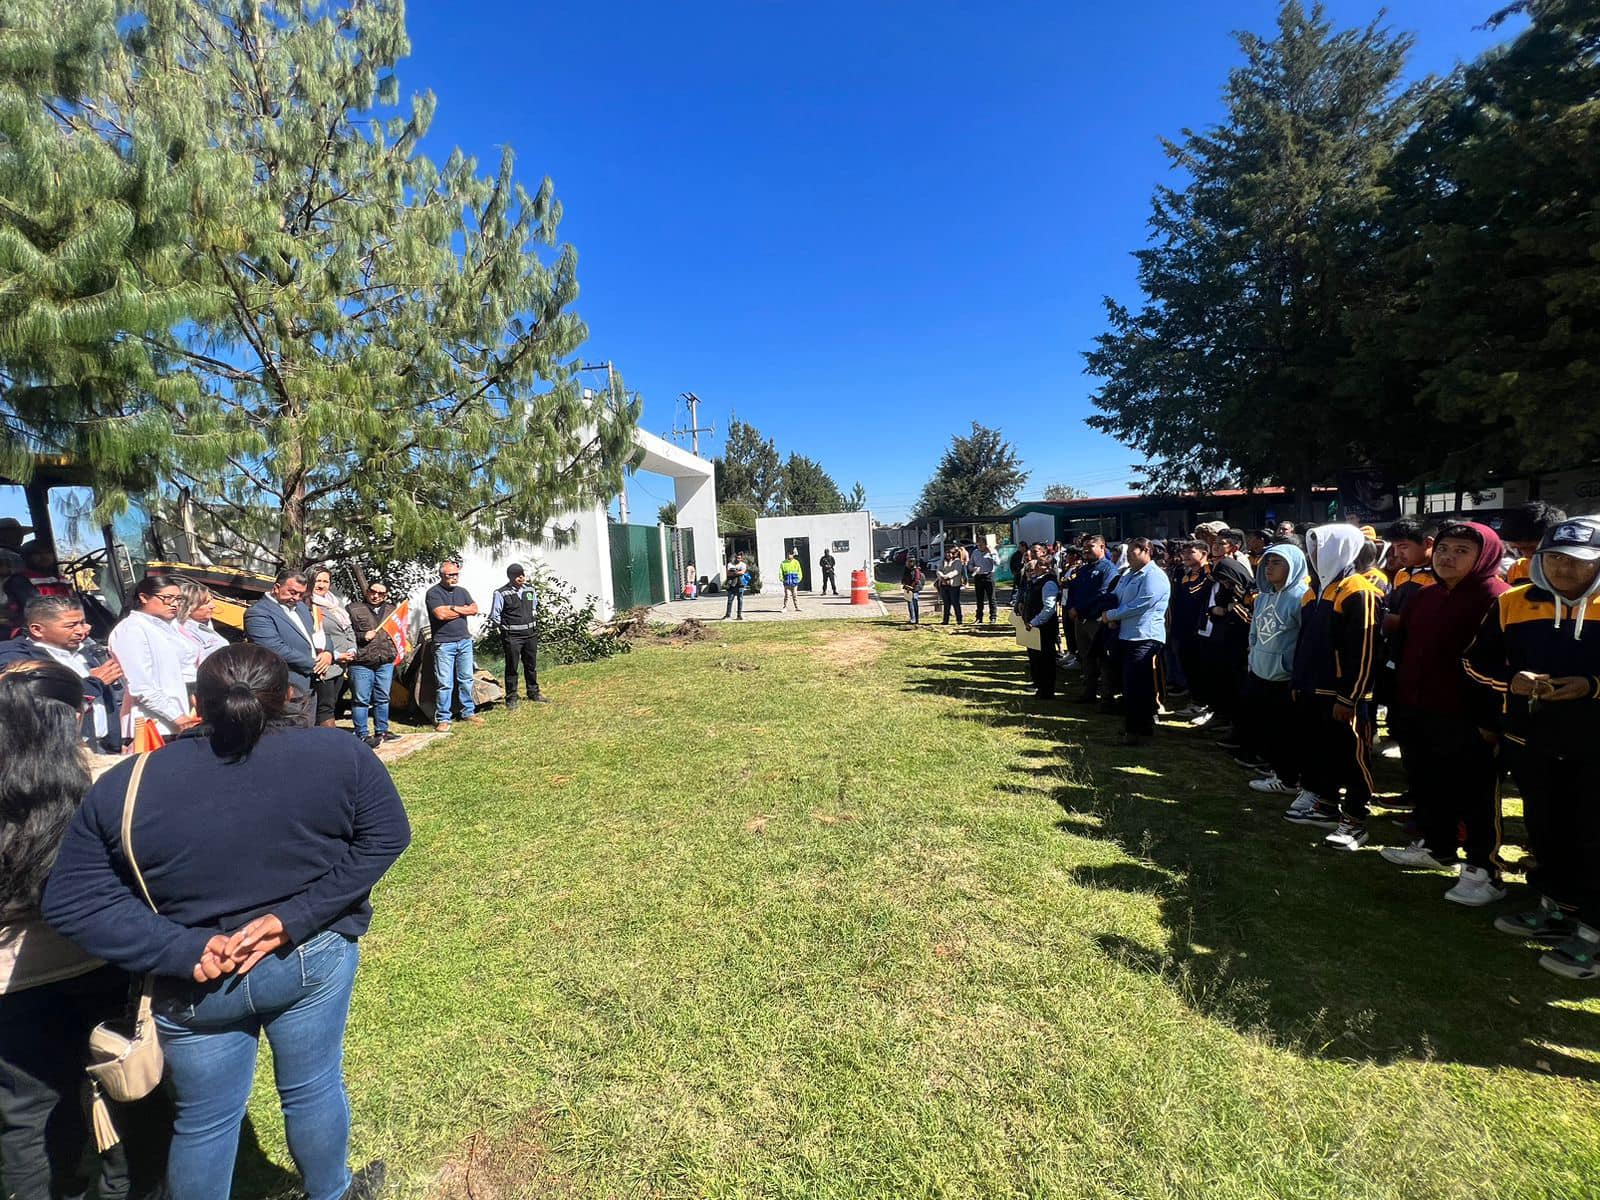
[244,569,327,727]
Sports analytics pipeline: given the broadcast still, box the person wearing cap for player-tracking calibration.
[1464,515,1600,980]
[3,541,74,636]
[1378,522,1510,905]
[0,515,30,573]
[490,563,547,711]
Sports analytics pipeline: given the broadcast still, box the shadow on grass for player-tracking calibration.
[907,640,1600,1081]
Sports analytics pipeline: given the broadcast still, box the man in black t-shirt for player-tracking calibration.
[425,561,482,732]
[819,550,838,595]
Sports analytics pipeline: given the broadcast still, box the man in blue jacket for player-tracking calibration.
[243,569,326,727]
[1066,535,1118,702]
[1102,537,1172,744]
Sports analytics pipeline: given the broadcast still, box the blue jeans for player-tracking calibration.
[154,930,359,1200]
[347,662,393,737]
[724,588,743,619]
[906,592,920,623]
[433,638,475,724]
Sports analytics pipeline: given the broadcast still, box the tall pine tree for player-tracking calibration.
[1345,0,1600,484]
[1,0,637,570]
[1084,2,1417,510]
[914,423,1028,518]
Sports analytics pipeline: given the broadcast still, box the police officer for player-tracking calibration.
[819,548,838,596]
[490,563,548,709]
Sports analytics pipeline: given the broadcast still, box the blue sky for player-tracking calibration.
[395,0,1518,523]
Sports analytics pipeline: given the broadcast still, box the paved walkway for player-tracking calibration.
[649,591,887,622]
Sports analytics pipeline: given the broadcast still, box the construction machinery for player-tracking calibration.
[1,456,275,639]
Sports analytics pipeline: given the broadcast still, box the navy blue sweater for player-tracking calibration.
[42,728,410,981]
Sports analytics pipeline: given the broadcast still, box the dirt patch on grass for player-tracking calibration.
[430,1123,589,1200]
[809,808,859,826]
[811,628,888,667]
[744,813,775,835]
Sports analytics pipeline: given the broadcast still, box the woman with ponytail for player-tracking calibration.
[0,661,148,1199]
[42,644,411,1200]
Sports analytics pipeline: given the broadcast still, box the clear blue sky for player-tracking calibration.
[0,1,1522,536]
[397,0,1518,523]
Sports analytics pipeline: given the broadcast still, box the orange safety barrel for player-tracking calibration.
[850,569,871,605]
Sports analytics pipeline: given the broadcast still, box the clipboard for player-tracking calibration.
[1013,611,1042,651]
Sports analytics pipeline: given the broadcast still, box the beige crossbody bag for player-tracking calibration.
[85,752,165,1150]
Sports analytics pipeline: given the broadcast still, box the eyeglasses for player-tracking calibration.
[153,593,182,604]
[440,573,459,580]
[368,590,388,597]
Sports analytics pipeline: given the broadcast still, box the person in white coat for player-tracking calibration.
[173,581,229,682]
[107,573,199,747]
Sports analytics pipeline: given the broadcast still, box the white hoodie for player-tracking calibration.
[1305,524,1367,593]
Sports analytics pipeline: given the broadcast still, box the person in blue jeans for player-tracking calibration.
[724,553,748,621]
[43,644,410,1200]
[425,562,482,732]
[347,582,400,748]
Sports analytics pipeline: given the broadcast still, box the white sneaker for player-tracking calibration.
[1249,774,1297,796]
[1190,709,1219,728]
[1378,840,1451,869]
[1324,822,1369,851]
[1445,864,1507,907]
[1283,788,1319,818]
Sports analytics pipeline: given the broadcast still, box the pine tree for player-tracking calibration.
[1347,0,1600,482]
[914,423,1028,518]
[1,0,636,569]
[0,0,212,487]
[1043,483,1088,501]
[778,453,845,515]
[1084,2,1417,511]
[841,481,867,512]
[712,419,782,515]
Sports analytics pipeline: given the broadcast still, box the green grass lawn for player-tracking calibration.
[239,620,1600,1199]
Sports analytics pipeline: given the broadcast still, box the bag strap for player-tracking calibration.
[120,753,157,915]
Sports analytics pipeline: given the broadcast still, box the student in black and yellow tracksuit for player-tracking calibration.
[1464,516,1600,980]
[1378,519,1439,826]
[1499,501,1568,587]
[1286,524,1383,850]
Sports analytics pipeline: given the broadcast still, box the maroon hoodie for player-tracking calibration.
[1395,521,1508,716]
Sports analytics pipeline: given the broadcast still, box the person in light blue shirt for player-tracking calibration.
[1102,537,1172,742]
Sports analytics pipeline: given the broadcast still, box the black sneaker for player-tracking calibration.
[380,731,402,743]
[528,693,552,704]
[1494,900,1573,943]
[343,1159,387,1200]
[364,734,382,749]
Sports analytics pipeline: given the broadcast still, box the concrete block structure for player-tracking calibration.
[754,511,874,591]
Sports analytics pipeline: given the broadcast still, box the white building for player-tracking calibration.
[754,511,874,592]
[427,429,719,628]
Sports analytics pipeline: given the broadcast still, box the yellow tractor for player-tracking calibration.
[1,456,275,640]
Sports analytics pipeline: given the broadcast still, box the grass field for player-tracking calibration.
[237,619,1600,1199]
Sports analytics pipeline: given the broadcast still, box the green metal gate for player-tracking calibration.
[609,523,665,610]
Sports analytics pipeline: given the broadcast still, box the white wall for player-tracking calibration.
[754,511,875,591]
[409,500,616,635]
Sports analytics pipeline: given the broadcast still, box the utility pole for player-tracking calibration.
[671,391,715,456]
[581,360,629,523]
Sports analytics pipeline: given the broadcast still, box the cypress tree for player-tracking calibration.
[1084,2,1418,510]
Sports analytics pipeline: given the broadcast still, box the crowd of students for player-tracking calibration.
[1001,504,1600,983]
